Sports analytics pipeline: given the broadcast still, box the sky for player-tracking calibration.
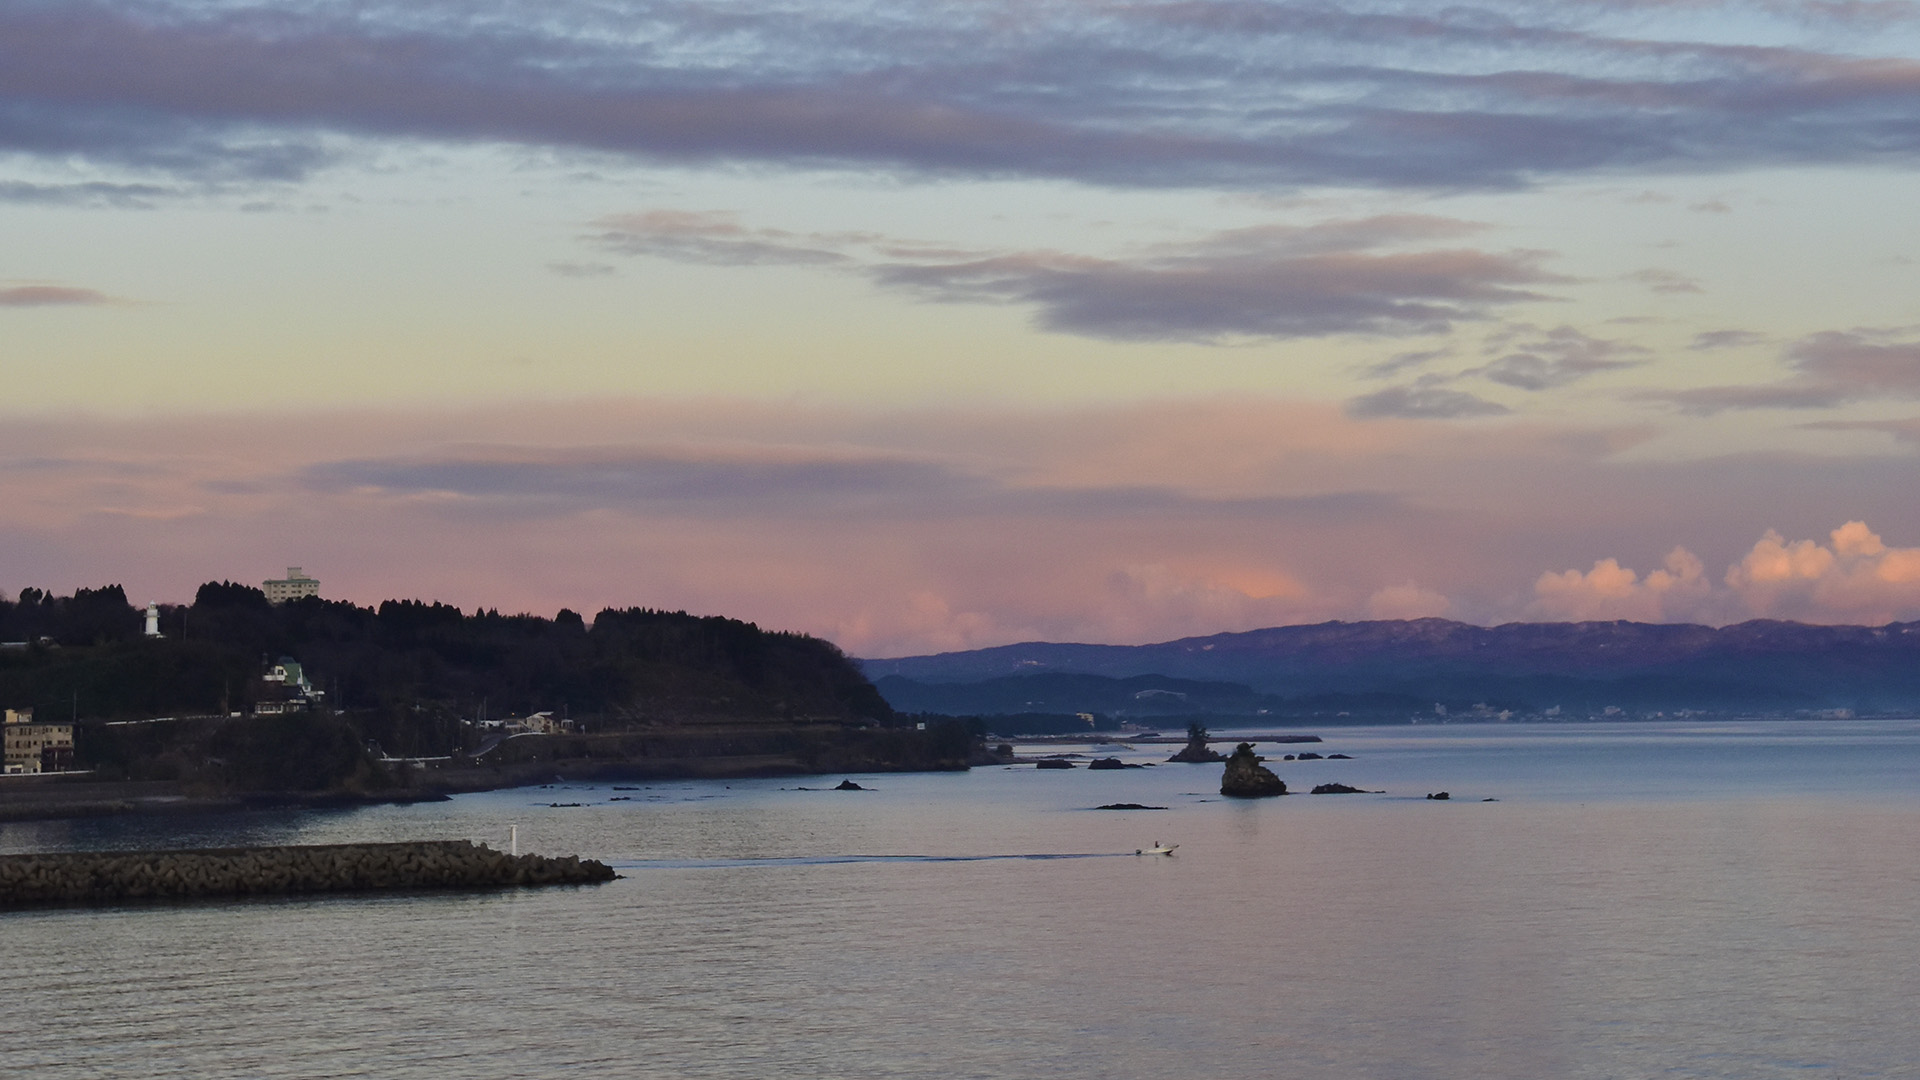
[5,0,1920,656]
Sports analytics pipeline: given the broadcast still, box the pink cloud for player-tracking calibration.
[1531,522,1920,628]
[1725,521,1920,622]
[1367,583,1452,619]
[1531,547,1711,622]
[0,285,111,306]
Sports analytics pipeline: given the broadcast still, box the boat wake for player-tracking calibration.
[610,852,1143,870]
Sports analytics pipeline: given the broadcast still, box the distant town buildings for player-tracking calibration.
[519,711,572,735]
[262,567,320,604]
[3,707,75,775]
[470,710,575,736]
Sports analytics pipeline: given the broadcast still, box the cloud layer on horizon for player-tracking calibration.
[5,399,1920,656]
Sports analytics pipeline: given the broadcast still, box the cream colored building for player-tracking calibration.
[263,567,321,604]
[4,708,75,775]
[519,711,574,735]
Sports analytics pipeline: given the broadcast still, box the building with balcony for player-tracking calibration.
[4,708,75,775]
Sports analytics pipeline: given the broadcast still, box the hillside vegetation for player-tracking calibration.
[2,583,905,790]
[2,582,891,725]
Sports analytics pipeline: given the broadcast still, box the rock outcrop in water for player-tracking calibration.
[1168,722,1226,763]
[1220,743,1286,798]
[0,840,614,907]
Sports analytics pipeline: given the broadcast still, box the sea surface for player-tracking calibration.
[4,719,1919,1079]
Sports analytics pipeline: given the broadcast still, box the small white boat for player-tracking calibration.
[1135,841,1178,856]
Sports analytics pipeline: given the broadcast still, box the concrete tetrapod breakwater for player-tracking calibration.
[0,840,616,908]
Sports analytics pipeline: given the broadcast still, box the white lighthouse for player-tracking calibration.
[144,602,161,638]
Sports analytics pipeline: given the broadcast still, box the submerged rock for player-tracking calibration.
[1310,783,1369,795]
[1087,758,1143,770]
[1095,803,1167,810]
[1426,791,1451,800]
[1035,759,1075,770]
[1220,743,1287,798]
[1294,751,1323,760]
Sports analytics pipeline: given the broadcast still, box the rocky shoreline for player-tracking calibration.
[0,776,454,824]
[0,840,615,908]
[0,722,991,824]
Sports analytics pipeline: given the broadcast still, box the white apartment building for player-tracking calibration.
[263,567,321,604]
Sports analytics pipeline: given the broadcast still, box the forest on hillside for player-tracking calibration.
[0,583,894,731]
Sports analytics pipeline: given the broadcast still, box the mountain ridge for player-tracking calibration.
[860,617,1920,715]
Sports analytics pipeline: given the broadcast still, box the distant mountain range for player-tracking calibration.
[861,618,1920,718]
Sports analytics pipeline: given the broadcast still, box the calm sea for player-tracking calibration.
[4,720,1918,1079]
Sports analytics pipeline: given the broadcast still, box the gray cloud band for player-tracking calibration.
[6,2,1920,190]
[590,210,1561,341]
[297,449,1405,521]
[1641,330,1920,414]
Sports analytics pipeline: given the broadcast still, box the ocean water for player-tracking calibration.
[3,720,1918,1079]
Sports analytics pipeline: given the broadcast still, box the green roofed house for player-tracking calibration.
[262,566,320,604]
[256,657,325,716]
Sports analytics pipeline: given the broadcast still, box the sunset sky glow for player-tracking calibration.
[6,0,1920,655]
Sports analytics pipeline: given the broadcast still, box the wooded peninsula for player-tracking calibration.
[0,583,973,819]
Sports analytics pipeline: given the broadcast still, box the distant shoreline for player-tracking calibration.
[0,746,991,824]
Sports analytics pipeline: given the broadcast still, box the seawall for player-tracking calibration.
[0,840,615,907]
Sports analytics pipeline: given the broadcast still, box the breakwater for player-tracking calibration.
[0,840,615,907]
